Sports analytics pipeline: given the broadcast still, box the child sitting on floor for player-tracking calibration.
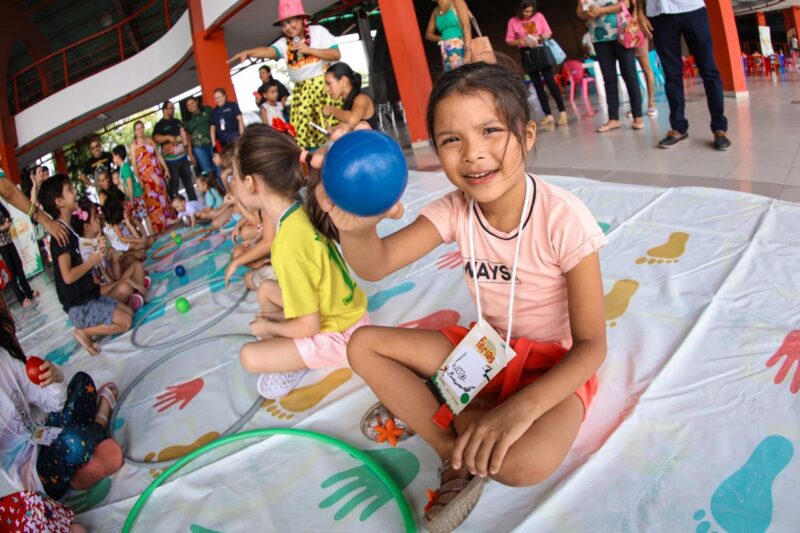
[235,124,369,399]
[196,173,235,229]
[100,193,148,264]
[71,199,147,312]
[318,62,608,531]
[171,194,207,229]
[38,174,134,355]
[0,308,122,518]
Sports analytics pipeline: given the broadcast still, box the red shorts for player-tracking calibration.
[439,325,597,419]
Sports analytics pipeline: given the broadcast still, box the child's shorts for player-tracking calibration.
[250,264,275,290]
[294,313,370,369]
[0,490,74,532]
[439,325,598,419]
[68,295,118,329]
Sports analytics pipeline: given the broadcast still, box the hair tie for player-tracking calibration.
[272,118,297,138]
[72,208,88,222]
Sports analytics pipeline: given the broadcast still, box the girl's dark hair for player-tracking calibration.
[70,196,97,237]
[326,62,362,110]
[39,173,72,219]
[103,193,126,225]
[197,173,223,195]
[426,62,531,159]
[0,308,26,363]
[236,124,338,242]
[517,0,537,18]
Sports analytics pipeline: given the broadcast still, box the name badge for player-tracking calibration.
[431,321,516,425]
[30,426,62,447]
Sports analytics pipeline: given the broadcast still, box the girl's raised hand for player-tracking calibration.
[36,361,62,387]
[314,183,404,234]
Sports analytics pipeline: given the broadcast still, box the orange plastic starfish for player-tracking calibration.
[424,488,439,514]
[373,418,405,447]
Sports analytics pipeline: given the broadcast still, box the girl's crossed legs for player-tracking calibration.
[348,326,584,486]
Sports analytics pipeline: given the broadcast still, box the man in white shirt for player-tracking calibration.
[638,0,731,151]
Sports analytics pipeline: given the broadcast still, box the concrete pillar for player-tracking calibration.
[706,0,748,97]
[188,0,236,104]
[377,0,432,144]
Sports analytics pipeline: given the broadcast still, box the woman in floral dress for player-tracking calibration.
[130,120,174,233]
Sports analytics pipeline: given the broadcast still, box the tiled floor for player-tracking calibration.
[405,75,800,203]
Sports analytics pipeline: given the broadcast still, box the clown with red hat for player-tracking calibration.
[230,0,342,149]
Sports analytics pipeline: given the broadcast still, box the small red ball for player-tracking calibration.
[25,356,45,385]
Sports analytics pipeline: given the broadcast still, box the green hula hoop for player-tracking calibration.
[122,428,417,533]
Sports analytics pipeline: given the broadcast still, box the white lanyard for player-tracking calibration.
[467,176,532,352]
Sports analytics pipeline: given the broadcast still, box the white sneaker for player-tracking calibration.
[257,370,308,399]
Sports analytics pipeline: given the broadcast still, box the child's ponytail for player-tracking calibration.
[236,124,338,242]
[303,167,339,243]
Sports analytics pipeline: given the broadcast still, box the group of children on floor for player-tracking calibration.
[6,61,608,532]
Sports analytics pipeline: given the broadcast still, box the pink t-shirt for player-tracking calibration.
[506,13,552,46]
[420,175,607,349]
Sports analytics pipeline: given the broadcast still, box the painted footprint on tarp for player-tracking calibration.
[367,282,415,312]
[44,340,79,365]
[398,309,460,330]
[636,232,689,265]
[61,477,112,513]
[692,435,793,533]
[766,330,800,394]
[143,431,221,464]
[319,448,420,522]
[262,368,352,420]
[604,279,639,327]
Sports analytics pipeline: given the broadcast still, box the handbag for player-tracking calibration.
[617,3,645,49]
[522,45,556,72]
[543,38,567,65]
[469,13,496,64]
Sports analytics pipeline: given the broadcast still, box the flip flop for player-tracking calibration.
[597,122,621,133]
[632,120,645,130]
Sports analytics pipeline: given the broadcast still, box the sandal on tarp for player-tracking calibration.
[359,401,414,447]
[424,458,486,532]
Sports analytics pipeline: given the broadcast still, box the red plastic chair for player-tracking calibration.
[682,56,696,80]
[563,59,596,116]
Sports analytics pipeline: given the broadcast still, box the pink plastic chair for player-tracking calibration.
[564,59,596,116]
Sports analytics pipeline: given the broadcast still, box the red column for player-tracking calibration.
[54,149,68,174]
[706,0,748,96]
[790,7,800,36]
[188,0,236,103]
[756,12,767,27]
[377,0,432,144]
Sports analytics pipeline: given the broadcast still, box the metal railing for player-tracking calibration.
[9,0,187,114]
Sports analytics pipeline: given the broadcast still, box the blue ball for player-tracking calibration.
[175,265,186,277]
[322,130,408,217]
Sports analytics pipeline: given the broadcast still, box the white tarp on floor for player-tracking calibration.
[10,171,800,533]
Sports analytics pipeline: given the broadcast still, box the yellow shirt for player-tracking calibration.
[272,201,367,332]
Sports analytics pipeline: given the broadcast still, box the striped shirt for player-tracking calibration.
[645,0,706,17]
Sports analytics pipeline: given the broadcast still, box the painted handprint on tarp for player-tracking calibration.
[766,330,800,393]
[319,448,419,522]
[154,378,204,412]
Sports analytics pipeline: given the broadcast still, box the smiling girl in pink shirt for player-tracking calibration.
[316,62,607,532]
